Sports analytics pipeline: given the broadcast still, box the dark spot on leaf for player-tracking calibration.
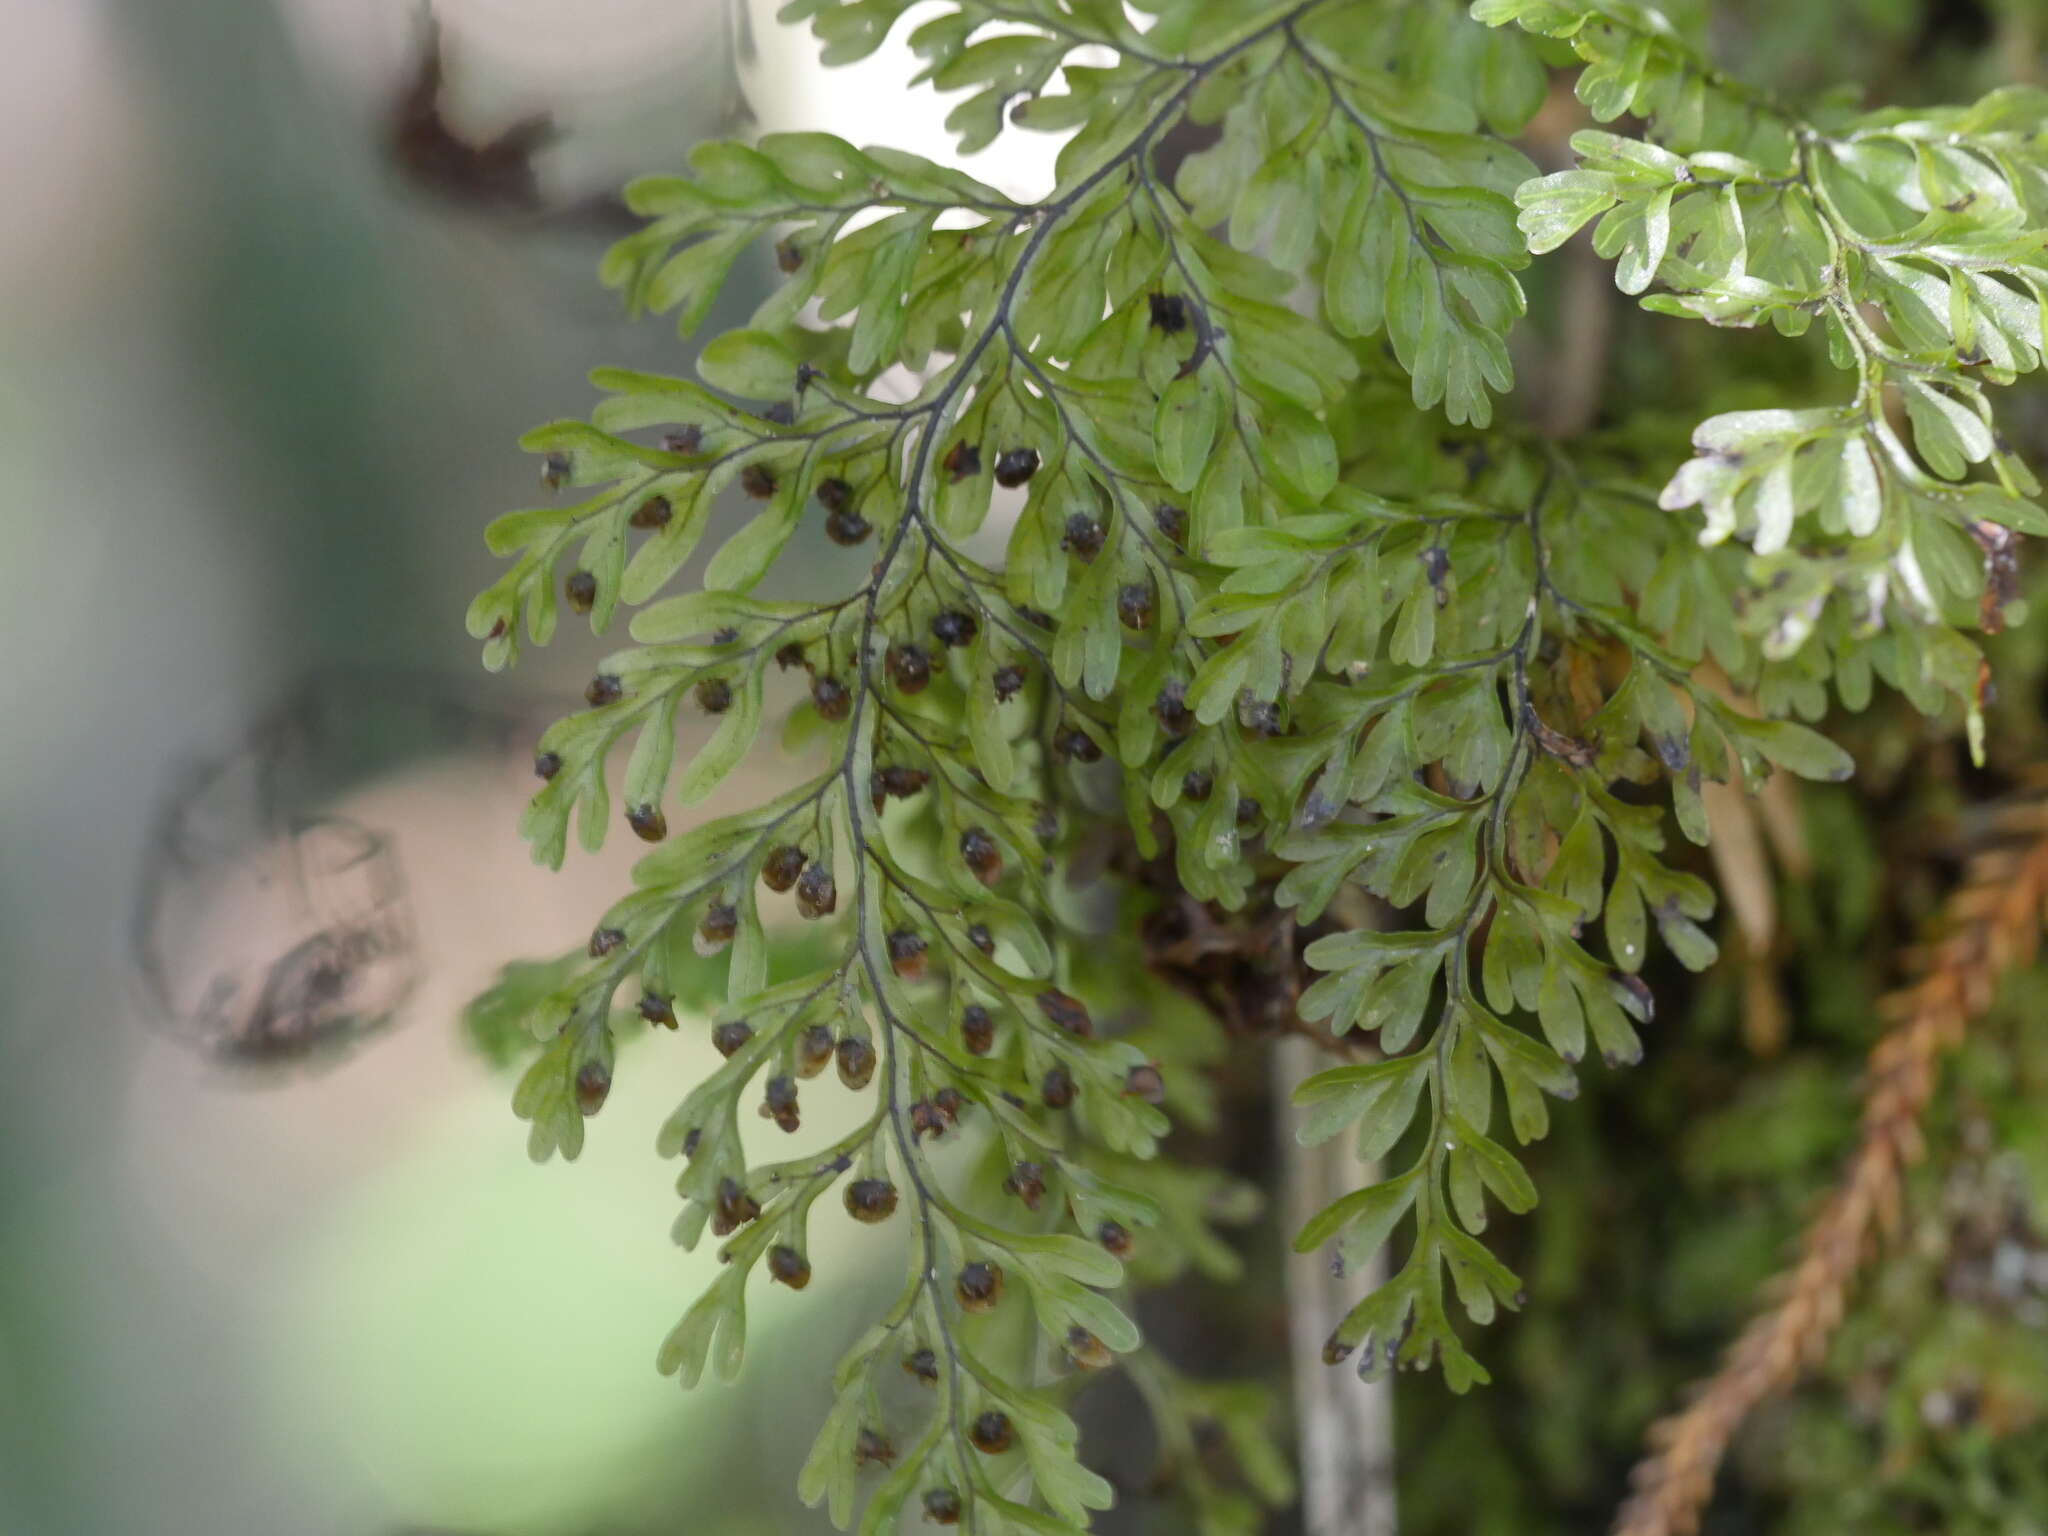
[1123,1063,1165,1103]
[1036,988,1092,1037]
[1148,291,1189,333]
[574,1058,611,1115]
[844,1177,897,1222]
[825,506,872,546]
[697,901,737,948]
[943,441,982,481]
[931,609,977,647]
[762,844,806,892]
[630,494,673,529]
[1002,1161,1045,1209]
[811,675,851,721]
[961,827,1003,885]
[969,1411,1013,1454]
[885,929,928,980]
[887,643,932,693]
[994,448,1040,488]
[796,862,837,918]
[1116,582,1154,629]
[956,1260,1003,1311]
[768,1244,811,1288]
[836,1034,876,1090]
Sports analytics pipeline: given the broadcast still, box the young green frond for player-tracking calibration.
[1485,0,2048,731]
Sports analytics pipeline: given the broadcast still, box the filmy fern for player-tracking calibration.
[464,0,2048,1528]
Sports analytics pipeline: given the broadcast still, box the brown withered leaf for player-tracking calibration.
[1968,519,2020,633]
[1524,703,1599,768]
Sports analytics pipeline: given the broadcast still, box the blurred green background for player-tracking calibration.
[0,2,976,1531]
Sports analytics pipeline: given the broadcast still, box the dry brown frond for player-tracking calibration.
[1612,796,2048,1536]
